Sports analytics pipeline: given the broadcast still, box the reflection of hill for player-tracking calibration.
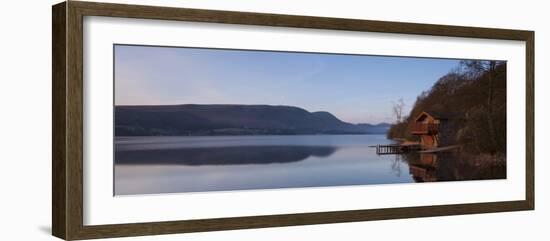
[115,145,338,166]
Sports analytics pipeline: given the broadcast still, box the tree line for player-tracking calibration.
[387,60,506,156]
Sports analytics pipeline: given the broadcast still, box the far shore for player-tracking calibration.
[115,133,389,138]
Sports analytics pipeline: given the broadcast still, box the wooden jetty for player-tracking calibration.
[372,143,421,155]
[375,144,402,155]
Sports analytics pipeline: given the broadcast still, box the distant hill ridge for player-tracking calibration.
[115,104,390,136]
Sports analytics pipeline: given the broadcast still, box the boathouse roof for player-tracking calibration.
[414,111,452,122]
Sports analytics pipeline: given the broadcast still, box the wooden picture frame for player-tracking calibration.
[52,1,534,240]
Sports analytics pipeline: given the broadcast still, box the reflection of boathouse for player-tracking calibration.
[408,153,438,182]
[411,111,452,150]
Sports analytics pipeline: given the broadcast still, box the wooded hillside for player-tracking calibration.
[388,60,506,155]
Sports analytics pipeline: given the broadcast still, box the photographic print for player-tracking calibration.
[52,3,534,238]
[114,44,507,195]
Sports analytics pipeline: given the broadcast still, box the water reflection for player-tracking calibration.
[399,152,506,182]
[390,155,404,177]
[113,135,505,195]
[114,135,415,195]
[116,145,338,166]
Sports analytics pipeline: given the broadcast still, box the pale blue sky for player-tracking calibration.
[114,44,461,124]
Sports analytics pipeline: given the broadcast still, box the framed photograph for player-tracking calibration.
[52,1,534,240]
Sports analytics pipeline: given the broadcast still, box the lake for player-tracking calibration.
[114,134,503,195]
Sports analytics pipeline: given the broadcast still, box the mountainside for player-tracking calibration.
[115,104,389,136]
[356,123,391,134]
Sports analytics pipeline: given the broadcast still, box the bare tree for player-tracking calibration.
[392,98,406,123]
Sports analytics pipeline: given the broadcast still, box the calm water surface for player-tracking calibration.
[114,135,422,195]
[115,135,506,195]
